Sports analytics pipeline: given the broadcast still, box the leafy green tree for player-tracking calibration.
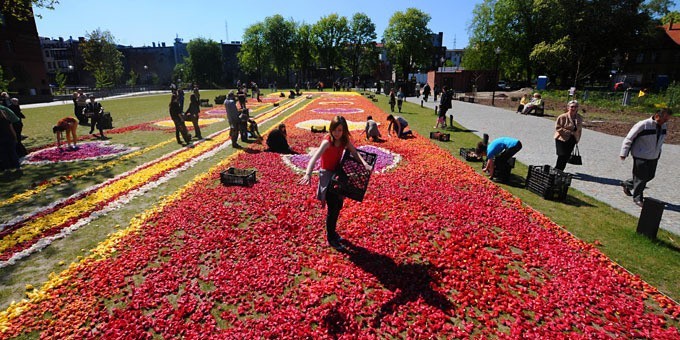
[172,62,189,87]
[55,69,67,91]
[383,8,433,81]
[642,0,675,18]
[466,0,654,87]
[312,14,349,81]
[346,13,377,83]
[126,70,138,87]
[292,23,315,84]
[264,15,296,81]
[0,65,14,92]
[0,0,58,23]
[661,11,680,24]
[238,23,268,82]
[186,38,223,87]
[80,29,124,88]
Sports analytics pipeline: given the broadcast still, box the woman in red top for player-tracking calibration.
[52,117,78,149]
[299,115,370,250]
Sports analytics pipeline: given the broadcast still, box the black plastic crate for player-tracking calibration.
[220,167,257,187]
[311,125,327,133]
[525,165,572,200]
[329,150,377,202]
[459,148,482,162]
[430,131,450,142]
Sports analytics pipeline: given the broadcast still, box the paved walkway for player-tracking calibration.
[404,95,680,236]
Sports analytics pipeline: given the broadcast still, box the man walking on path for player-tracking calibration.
[620,108,672,207]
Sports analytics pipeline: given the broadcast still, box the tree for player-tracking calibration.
[0,0,58,23]
[0,65,14,92]
[172,62,189,87]
[238,23,268,82]
[661,11,680,24]
[186,38,223,87]
[465,0,654,87]
[292,23,315,84]
[55,69,67,91]
[80,29,124,88]
[264,15,295,82]
[383,8,433,81]
[346,13,377,83]
[312,14,349,81]
[126,70,138,87]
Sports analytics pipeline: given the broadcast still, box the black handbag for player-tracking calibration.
[568,145,582,165]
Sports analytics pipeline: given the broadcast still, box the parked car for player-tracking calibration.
[497,81,511,90]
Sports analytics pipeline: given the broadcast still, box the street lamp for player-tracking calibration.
[492,47,501,106]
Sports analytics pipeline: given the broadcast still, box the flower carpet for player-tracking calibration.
[22,141,139,165]
[0,93,678,338]
[0,97,306,267]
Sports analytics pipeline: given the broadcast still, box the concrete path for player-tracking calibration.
[404,95,680,236]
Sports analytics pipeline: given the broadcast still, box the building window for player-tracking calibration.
[635,53,644,63]
[5,40,13,54]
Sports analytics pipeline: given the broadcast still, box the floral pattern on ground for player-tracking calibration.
[22,142,139,165]
[311,107,365,114]
[282,145,400,174]
[294,119,369,132]
[318,101,354,105]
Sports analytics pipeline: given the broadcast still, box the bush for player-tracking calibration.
[214,95,226,105]
[665,81,680,114]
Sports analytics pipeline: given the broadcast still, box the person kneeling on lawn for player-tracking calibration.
[479,136,522,180]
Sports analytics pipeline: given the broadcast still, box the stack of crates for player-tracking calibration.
[525,165,572,200]
[329,150,377,202]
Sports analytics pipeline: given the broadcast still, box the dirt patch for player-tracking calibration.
[473,95,679,145]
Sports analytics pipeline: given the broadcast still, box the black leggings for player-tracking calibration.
[325,190,344,240]
[555,137,576,170]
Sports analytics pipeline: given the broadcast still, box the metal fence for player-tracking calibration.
[51,85,169,101]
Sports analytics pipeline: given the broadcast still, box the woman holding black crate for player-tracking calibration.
[554,100,583,170]
[299,115,371,251]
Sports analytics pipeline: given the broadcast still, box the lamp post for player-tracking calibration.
[492,47,501,106]
[143,65,149,93]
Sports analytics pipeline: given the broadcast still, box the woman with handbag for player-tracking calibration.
[554,100,583,170]
[298,116,371,251]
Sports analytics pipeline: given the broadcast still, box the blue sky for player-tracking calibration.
[34,0,478,49]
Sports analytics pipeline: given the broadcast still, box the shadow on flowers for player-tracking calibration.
[340,241,454,328]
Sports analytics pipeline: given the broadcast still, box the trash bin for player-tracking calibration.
[622,89,632,106]
[636,197,665,239]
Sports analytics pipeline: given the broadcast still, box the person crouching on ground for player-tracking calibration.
[365,115,382,142]
[298,115,371,251]
[266,124,294,154]
[479,136,522,179]
[53,117,79,149]
[386,114,413,139]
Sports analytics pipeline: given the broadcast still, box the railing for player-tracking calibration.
[50,85,169,100]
